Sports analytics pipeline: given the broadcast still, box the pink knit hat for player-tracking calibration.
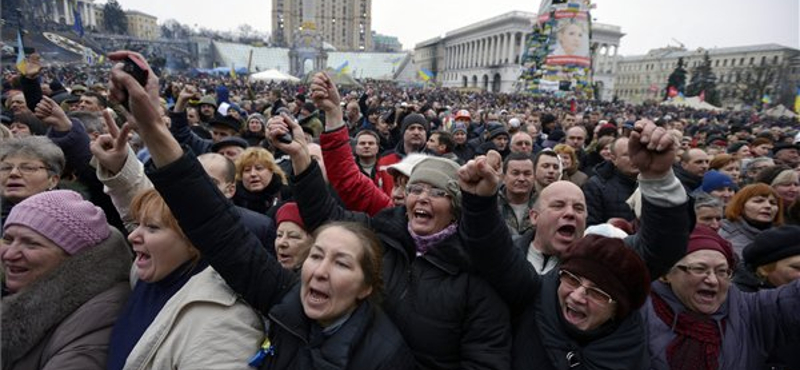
[5,190,110,255]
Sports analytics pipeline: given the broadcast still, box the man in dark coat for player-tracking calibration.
[583,137,638,226]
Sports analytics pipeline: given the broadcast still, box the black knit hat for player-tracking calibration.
[400,113,429,134]
[743,225,800,268]
[560,234,651,321]
[209,116,242,132]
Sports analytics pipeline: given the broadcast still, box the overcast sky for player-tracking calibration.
[112,0,799,56]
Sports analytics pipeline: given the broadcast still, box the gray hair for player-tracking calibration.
[69,111,106,136]
[694,192,723,212]
[0,136,66,176]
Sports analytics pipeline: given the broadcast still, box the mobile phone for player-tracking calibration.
[277,112,294,144]
[119,56,149,110]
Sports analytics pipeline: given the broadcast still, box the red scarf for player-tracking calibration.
[651,291,725,370]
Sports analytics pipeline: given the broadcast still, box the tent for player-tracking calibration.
[249,69,301,83]
[764,105,797,119]
[660,96,723,111]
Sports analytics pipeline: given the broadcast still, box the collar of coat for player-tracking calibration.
[372,206,470,275]
[268,284,375,370]
[2,228,132,364]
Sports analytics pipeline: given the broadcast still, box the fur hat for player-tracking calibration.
[4,190,110,255]
[743,225,800,268]
[560,234,651,320]
[209,116,242,132]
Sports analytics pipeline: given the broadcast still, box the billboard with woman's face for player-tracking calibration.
[519,0,594,98]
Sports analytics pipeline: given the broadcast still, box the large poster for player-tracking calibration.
[518,0,594,98]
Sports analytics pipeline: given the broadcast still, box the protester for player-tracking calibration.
[583,137,638,225]
[0,136,64,227]
[106,51,415,370]
[719,183,783,256]
[233,147,290,216]
[2,190,131,370]
[644,225,800,370]
[273,202,314,270]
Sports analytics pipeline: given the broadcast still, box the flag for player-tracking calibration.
[15,29,27,74]
[230,64,237,79]
[72,2,84,38]
[699,91,705,102]
[761,94,771,105]
[335,61,350,76]
[418,68,434,82]
[794,87,800,114]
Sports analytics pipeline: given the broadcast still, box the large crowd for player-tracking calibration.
[1,50,800,370]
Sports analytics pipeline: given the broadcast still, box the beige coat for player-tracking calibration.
[2,229,132,370]
[123,266,264,370]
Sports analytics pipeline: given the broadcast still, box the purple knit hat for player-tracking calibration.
[4,190,110,255]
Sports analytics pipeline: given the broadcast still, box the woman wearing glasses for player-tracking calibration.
[0,136,64,228]
[643,225,800,370]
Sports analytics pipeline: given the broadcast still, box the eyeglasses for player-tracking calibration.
[406,183,450,199]
[0,163,49,175]
[558,270,615,305]
[675,264,733,280]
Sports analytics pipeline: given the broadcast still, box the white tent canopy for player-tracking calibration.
[764,105,797,119]
[249,69,301,83]
[660,96,723,111]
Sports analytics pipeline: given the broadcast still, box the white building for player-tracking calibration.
[614,44,800,106]
[37,0,98,29]
[414,11,624,99]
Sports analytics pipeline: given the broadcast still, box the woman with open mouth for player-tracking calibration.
[644,225,800,370]
[2,190,131,370]
[105,51,414,370]
[273,202,313,270]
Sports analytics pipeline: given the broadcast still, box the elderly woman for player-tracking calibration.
[719,183,783,256]
[233,147,290,215]
[694,192,725,232]
[644,225,800,370]
[273,201,313,270]
[106,189,264,370]
[2,190,131,370]
[0,136,64,227]
[271,72,511,369]
[553,143,588,187]
[107,51,414,370]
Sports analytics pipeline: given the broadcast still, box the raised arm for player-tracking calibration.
[169,84,212,155]
[90,110,153,232]
[317,75,392,216]
[458,151,542,313]
[266,73,373,231]
[624,119,690,279]
[107,50,295,314]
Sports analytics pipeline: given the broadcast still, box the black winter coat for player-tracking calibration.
[582,161,637,226]
[146,151,413,370]
[294,161,512,370]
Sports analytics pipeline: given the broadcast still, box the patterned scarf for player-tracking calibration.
[651,290,725,370]
[407,222,458,255]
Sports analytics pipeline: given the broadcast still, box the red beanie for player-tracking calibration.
[687,225,736,268]
[560,234,651,321]
[276,202,305,229]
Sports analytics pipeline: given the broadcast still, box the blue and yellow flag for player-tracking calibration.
[794,87,800,114]
[72,2,84,37]
[418,68,434,82]
[15,29,27,74]
[335,61,350,76]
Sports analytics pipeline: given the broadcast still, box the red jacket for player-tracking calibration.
[320,127,392,216]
